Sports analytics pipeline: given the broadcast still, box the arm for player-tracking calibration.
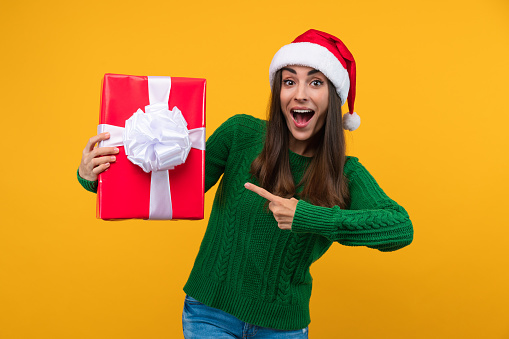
[204,114,265,191]
[203,116,238,192]
[77,116,242,194]
[77,169,98,193]
[291,158,413,252]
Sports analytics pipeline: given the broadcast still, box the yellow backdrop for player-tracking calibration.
[1,0,508,338]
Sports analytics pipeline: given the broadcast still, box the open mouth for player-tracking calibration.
[291,109,315,127]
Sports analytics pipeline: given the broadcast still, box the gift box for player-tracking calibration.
[96,73,206,220]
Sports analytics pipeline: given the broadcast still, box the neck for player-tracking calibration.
[288,134,321,157]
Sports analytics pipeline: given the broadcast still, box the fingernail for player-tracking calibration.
[244,183,250,188]
[105,162,110,167]
[114,148,119,153]
[105,132,110,136]
[110,156,116,161]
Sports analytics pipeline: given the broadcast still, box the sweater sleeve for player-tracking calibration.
[291,157,413,252]
[204,115,248,192]
[77,169,98,193]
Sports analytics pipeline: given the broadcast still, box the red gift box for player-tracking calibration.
[97,73,206,220]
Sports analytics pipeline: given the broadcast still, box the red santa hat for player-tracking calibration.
[269,29,360,131]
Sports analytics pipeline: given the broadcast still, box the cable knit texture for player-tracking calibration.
[77,114,413,330]
[77,169,97,193]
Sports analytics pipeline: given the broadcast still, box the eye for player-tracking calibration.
[283,79,295,86]
[311,80,324,87]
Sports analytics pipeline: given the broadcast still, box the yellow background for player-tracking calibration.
[1,0,508,338]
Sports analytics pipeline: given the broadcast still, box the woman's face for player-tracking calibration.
[280,65,329,155]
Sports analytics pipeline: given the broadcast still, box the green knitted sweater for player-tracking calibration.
[77,114,413,330]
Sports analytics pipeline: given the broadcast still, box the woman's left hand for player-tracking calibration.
[244,183,298,230]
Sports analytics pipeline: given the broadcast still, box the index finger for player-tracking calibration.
[85,132,111,152]
[244,183,279,202]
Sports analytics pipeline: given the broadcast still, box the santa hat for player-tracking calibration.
[269,29,360,131]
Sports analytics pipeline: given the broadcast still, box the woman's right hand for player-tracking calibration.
[78,132,120,181]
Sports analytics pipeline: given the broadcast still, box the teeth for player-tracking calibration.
[292,109,314,113]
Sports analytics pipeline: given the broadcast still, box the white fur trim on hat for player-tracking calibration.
[269,42,350,105]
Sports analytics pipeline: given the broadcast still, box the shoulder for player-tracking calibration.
[344,156,368,180]
[344,156,360,170]
[343,157,385,196]
[221,114,266,133]
[217,114,266,148]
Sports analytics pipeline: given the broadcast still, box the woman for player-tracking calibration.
[78,29,413,338]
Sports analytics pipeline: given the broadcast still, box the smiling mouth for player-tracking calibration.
[291,109,315,127]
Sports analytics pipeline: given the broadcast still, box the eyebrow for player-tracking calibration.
[281,67,321,76]
[281,67,296,74]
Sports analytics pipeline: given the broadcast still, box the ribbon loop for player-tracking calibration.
[123,105,192,173]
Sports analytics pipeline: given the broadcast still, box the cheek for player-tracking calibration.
[279,87,293,107]
[279,94,292,123]
[319,91,329,108]
[316,93,329,128]
[314,92,329,115]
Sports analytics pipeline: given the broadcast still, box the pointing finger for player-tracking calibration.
[244,183,278,202]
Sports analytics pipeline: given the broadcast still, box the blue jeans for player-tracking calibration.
[182,295,309,338]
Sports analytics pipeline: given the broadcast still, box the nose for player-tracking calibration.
[294,84,308,102]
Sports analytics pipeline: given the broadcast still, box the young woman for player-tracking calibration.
[78,29,413,338]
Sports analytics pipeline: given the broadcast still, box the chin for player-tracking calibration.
[289,127,317,143]
[290,131,313,141]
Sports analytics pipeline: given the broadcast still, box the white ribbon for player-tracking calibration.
[98,76,205,220]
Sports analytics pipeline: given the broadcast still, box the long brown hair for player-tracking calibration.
[250,69,350,209]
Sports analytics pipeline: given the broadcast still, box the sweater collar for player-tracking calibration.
[288,149,312,168]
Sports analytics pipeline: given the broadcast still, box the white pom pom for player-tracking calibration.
[343,112,361,131]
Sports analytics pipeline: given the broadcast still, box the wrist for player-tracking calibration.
[77,168,98,193]
[78,167,97,182]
